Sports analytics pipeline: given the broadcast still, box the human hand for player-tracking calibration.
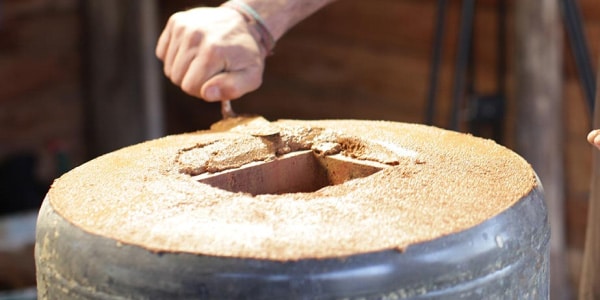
[156,7,266,102]
[588,129,600,149]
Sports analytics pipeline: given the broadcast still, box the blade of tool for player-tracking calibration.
[212,100,279,137]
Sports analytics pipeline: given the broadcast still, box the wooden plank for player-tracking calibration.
[236,30,505,127]
[0,11,79,103]
[581,0,600,21]
[82,0,164,158]
[0,83,83,160]
[514,0,570,298]
[565,79,593,195]
[3,0,77,21]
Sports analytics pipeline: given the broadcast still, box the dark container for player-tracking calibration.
[35,184,549,299]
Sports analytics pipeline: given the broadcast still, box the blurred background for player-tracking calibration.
[0,0,598,298]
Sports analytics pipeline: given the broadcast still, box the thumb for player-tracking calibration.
[200,65,264,101]
[589,129,600,147]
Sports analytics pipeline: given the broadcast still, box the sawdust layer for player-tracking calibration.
[46,119,537,261]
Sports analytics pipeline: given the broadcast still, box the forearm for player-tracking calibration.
[239,0,337,40]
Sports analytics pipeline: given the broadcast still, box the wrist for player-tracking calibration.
[239,0,338,40]
[221,0,276,55]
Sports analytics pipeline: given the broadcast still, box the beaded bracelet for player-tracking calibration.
[221,0,276,54]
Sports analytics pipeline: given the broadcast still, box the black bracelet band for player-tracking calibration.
[221,0,276,55]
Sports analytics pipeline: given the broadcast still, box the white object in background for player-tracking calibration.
[0,210,37,251]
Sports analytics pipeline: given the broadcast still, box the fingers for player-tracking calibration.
[170,32,207,86]
[158,26,224,95]
[157,12,185,76]
[160,17,190,80]
[174,41,263,101]
[179,46,227,99]
[155,15,172,60]
[588,130,600,149]
[156,7,265,101]
[199,64,264,101]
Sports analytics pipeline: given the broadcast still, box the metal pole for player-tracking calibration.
[561,0,596,116]
[138,0,165,140]
[449,0,475,131]
[425,0,447,126]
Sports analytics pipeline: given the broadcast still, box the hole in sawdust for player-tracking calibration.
[192,150,388,195]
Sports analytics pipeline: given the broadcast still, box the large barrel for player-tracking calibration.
[35,119,549,299]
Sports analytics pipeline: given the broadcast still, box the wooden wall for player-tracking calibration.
[0,0,81,290]
[0,0,82,180]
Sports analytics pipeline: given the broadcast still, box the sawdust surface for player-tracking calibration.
[47,119,537,260]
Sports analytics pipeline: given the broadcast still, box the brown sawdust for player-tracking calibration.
[47,119,537,261]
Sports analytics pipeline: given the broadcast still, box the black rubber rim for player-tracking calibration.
[36,186,549,300]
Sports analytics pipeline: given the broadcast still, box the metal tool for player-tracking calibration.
[221,100,237,119]
[214,99,279,137]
